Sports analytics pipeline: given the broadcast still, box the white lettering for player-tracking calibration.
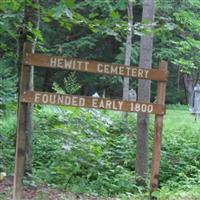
[34,93,41,102]
[57,95,64,104]
[99,100,105,108]
[64,59,72,69]
[79,98,85,106]
[147,105,153,113]
[131,103,134,111]
[126,67,131,76]
[72,60,76,69]
[144,70,149,78]
[135,103,141,112]
[131,68,137,77]
[49,94,56,104]
[138,69,144,78]
[72,96,78,106]
[92,98,98,108]
[119,66,124,75]
[141,104,147,112]
[97,64,103,72]
[110,65,118,74]
[50,57,57,67]
[104,64,110,73]
[57,58,64,68]
[42,94,49,103]
[118,101,123,110]
[84,62,89,71]
[112,101,117,110]
[77,61,83,70]
[64,96,71,105]
[105,100,112,109]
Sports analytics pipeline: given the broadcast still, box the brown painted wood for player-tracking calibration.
[13,43,33,200]
[150,61,168,194]
[20,91,166,115]
[23,53,168,81]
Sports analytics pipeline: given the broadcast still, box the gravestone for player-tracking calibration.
[193,84,200,119]
[128,89,137,101]
[92,92,100,98]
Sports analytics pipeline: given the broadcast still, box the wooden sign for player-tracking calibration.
[14,42,169,200]
[23,53,168,81]
[21,91,165,115]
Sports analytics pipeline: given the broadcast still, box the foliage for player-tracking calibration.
[0,60,17,116]
[0,0,200,199]
[1,104,200,199]
[0,106,16,173]
[31,106,138,195]
[1,0,199,104]
[53,72,81,94]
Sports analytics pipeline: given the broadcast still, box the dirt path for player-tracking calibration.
[0,176,116,200]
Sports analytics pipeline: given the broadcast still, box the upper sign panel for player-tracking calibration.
[23,53,168,81]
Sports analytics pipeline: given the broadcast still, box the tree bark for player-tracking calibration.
[43,70,54,91]
[14,2,40,199]
[183,74,195,107]
[135,0,155,186]
[18,0,40,175]
[122,0,133,101]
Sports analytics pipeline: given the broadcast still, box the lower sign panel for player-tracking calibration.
[20,91,165,115]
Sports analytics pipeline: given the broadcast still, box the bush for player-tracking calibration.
[1,104,200,199]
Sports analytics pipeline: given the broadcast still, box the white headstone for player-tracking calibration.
[92,92,100,98]
[194,84,200,118]
[128,89,137,101]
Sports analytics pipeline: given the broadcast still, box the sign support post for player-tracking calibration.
[13,43,33,200]
[150,61,168,195]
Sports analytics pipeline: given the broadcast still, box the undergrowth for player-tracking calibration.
[0,104,200,199]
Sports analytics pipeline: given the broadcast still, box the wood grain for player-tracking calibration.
[150,61,168,194]
[23,53,168,81]
[13,43,33,200]
[20,91,166,115]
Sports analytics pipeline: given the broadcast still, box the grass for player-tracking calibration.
[0,105,200,199]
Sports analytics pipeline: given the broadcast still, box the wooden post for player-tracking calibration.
[150,61,168,195]
[13,43,33,200]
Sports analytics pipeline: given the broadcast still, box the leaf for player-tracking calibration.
[64,7,73,19]
[63,0,75,8]
[110,11,120,19]
[116,0,127,11]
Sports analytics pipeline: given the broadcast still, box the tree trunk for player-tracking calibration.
[122,0,133,101]
[43,70,53,91]
[14,2,39,199]
[183,74,195,107]
[135,0,155,186]
[19,0,40,175]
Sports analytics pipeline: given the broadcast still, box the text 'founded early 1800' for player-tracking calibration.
[20,91,165,115]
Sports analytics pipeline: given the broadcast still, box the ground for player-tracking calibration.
[0,176,115,200]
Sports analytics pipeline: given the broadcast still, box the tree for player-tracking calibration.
[154,0,200,106]
[123,0,133,102]
[135,0,155,185]
[13,0,40,199]
[23,0,40,175]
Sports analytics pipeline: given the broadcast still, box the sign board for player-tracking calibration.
[23,53,168,81]
[21,91,165,115]
[14,42,168,200]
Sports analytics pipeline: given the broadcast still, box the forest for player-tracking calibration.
[0,0,200,199]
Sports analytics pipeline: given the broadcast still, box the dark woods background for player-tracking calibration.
[0,1,200,199]
[1,0,199,109]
